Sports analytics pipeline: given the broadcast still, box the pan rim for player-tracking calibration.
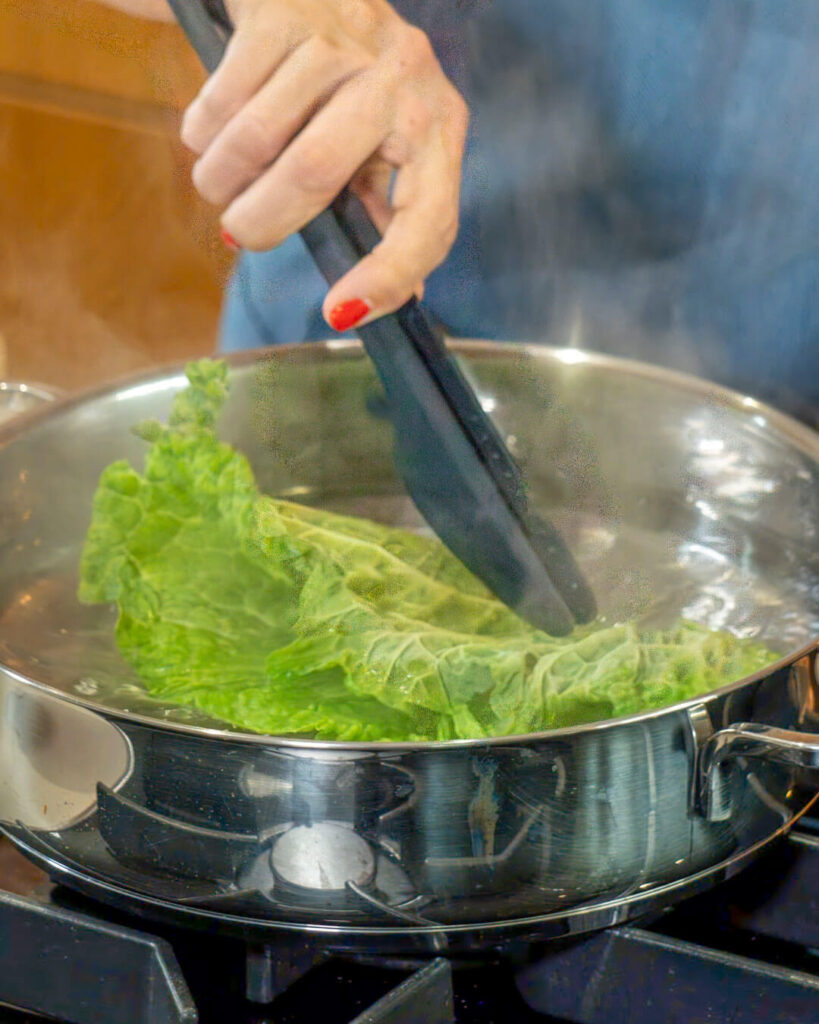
[0,339,816,751]
[0,643,815,751]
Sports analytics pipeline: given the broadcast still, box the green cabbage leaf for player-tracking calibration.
[79,359,777,741]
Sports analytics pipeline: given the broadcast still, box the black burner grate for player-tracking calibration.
[5,826,819,1023]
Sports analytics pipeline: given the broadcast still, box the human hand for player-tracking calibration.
[180,0,468,331]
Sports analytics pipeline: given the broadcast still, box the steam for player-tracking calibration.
[407,0,819,419]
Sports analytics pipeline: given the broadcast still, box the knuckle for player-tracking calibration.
[221,213,269,252]
[190,159,222,205]
[289,138,346,195]
[233,111,278,165]
[306,31,374,76]
[398,94,434,139]
[180,108,205,153]
[394,25,435,72]
[447,90,470,137]
[308,32,339,62]
[191,117,276,206]
[440,211,459,250]
[344,0,381,39]
[191,87,231,132]
[307,32,344,65]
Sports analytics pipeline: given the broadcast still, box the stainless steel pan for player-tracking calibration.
[0,341,817,953]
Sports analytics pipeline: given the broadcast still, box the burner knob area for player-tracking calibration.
[271,822,376,891]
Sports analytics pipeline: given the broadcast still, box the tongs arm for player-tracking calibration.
[165,0,596,634]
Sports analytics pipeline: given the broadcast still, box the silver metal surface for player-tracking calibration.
[7,786,817,952]
[0,382,56,424]
[705,724,819,775]
[0,342,817,946]
[271,823,376,891]
[698,701,819,821]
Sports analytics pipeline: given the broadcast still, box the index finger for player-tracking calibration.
[322,127,465,327]
[181,18,304,155]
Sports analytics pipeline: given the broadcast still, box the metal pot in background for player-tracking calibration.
[0,343,817,953]
[0,382,56,424]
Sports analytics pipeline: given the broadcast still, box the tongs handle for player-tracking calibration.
[164,6,522,493]
[167,0,596,634]
[314,192,526,512]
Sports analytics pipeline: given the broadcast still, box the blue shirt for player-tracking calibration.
[220,0,819,415]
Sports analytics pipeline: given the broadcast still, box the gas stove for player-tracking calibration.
[3,818,819,1023]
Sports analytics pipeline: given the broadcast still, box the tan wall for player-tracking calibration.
[0,0,234,391]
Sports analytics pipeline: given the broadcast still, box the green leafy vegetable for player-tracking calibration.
[79,359,778,741]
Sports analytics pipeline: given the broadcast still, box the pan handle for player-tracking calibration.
[698,721,819,820]
[694,648,819,821]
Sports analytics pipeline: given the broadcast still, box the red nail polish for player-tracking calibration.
[328,298,371,332]
[220,228,239,251]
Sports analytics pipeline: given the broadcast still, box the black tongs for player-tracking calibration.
[167,0,596,634]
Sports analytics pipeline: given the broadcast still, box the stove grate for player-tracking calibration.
[5,827,819,1022]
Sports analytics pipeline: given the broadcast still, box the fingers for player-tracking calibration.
[349,159,394,235]
[180,17,302,156]
[322,106,467,327]
[181,5,469,332]
[191,35,370,206]
[220,74,389,249]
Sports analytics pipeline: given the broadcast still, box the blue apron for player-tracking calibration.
[219,0,819,413]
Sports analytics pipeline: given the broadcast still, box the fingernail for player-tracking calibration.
[220,228,240,251]
[328,298,371,332]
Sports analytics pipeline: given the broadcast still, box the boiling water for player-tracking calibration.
[0,350,816,738]
[0,496,814,737]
